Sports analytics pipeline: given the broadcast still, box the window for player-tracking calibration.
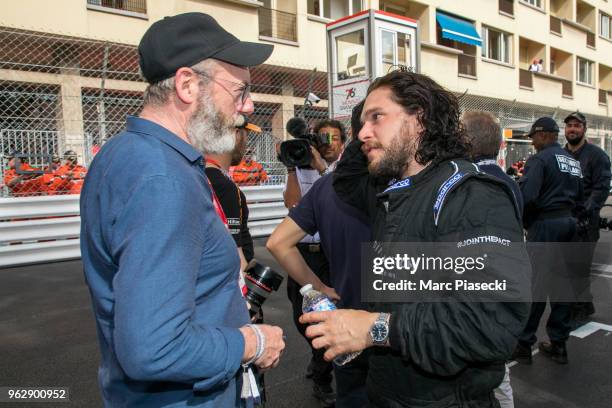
[380,30,412,73]
[577,57,594,85]
[499,0,514,16]
[601,12,611,40]
[308,0,362,19]
[336,29,366,81]
[520,0,543,9]
[87,0,147,14]
[481,26,512,64]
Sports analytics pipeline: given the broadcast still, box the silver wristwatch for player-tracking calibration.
[369,313,390,346]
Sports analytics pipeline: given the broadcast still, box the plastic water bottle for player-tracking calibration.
[300,284,360,366]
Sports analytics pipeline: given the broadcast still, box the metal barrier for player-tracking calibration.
[0,186,287,267]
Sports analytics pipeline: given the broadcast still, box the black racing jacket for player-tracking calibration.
[333,140,530,408]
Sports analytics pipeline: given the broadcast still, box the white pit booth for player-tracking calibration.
[326,10,419,120]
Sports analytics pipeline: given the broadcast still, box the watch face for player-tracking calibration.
[372,321,389,343]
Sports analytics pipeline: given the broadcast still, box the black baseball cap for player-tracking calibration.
[138,12,274,84]
[564,111,587,125]
[527,117,559,137]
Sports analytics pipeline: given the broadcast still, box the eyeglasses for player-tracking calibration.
[192,68,251,106]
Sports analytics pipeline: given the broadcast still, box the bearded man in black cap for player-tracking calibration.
[80,13,284,407]
[512,117,583,365]
[563,111,612,321]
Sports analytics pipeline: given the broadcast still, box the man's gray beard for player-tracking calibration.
[187,93,236,155]
[369,131,415,180]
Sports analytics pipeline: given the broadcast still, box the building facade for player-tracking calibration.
[1,0,611,195]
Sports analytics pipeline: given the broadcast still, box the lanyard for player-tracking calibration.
[205,159,248,298]
[206,177,228,227]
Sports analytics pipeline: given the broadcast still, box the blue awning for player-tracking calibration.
[436,12,482,47]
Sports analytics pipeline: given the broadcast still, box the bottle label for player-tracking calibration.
[307,298,336,312]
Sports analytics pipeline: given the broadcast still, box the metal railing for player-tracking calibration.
[458,54,477,77]
[562,79,573,97]
[586,31,596,47]
[258,7,297,43]
[600,89,608,105]
[499,0,514,15]
[0,187,287,267]
[550,15,562,34]
[86,0,147,14]
[519,69,533,88]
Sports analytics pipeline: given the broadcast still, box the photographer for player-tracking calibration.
[283,119,346,207]
[280,118,346,406]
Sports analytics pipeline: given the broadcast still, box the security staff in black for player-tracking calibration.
[564,111,612,319]
[513,116,583,365]
[319,72,530,408]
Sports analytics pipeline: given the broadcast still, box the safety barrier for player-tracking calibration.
[0,186,287,267]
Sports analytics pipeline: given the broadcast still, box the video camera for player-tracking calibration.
[278,117,333,168]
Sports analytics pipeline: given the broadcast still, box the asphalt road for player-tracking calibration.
[1,229,612,407]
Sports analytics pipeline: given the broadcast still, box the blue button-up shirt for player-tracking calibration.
[80,116,249,407]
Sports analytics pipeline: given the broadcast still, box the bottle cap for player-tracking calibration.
[299,284,313,296]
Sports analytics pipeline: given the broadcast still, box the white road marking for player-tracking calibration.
[592,263,612,274]
[590,263,612,279]
[570,321,612,339]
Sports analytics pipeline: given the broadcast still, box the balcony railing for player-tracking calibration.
[519,69,533,88]
[86,0,147,14]
[458,54,477,77]
[562,79,573,97]
[586,31,595,47]
[258,7,297,43]
[600,89,608,104]
[550,16,562,34]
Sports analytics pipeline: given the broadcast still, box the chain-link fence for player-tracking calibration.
[0,25,330,197]
[2,25,611,198]
[458,93,612,171]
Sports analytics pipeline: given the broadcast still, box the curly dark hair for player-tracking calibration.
[313,119,347,142]
[367,71,470,164]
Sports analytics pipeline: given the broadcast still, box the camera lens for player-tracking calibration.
[280,139,313,168]
[288,143,307,162]
[244,263,284,312]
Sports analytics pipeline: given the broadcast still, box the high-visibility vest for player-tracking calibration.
[47,164,88,195]
[3,164,40,196]
[230,160,268,186]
